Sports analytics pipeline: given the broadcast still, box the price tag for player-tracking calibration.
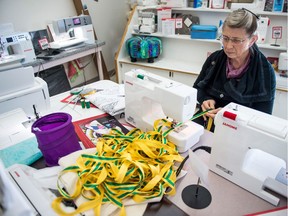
[272,26,282,39]
[38,38,49,50]
[175,18,183,29]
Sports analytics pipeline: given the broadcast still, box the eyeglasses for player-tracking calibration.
[220,35,248,45]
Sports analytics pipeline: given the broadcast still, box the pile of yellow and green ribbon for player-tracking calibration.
[52,118,184,216]
[52,109,212,215]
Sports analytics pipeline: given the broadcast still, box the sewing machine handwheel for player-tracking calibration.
[181,184,212,209]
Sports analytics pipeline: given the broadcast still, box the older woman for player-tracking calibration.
[193,8,276,131]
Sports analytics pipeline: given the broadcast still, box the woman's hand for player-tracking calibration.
[201,100,222,120]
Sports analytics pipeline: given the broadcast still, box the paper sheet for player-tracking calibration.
[85,80,125,116]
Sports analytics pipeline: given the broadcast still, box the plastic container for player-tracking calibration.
[31,112,81,166]
[191,25,218,39]
[126,36,162,63]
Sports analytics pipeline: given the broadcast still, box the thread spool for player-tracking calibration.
[85,99,90,109]
[80,99,85,108]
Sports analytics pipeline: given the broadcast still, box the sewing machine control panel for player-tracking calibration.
[1,33,30,45]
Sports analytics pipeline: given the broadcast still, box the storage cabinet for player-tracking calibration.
[115,6,287,118]
[170,70,198,86]
[118,61,198,86]
[119,63,171,80]
[273,89,288,119]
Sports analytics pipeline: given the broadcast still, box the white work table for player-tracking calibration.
[23,41,105,80]
[33,83,287,216]
[47,85,105,121]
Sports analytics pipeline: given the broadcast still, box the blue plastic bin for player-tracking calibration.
[191,25,218,39]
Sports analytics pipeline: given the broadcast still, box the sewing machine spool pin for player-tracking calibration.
[181,177,212,209]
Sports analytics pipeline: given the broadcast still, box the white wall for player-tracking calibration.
[0,0,96,87]
[0,0,77,32]
[0,0,130,83]
[82,0,130,72]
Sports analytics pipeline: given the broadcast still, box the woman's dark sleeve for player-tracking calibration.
[251,64,276,114]
[251,100,274,114]
[193,54,215,104]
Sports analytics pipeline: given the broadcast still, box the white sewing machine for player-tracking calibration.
[133,11,156,34]
[0,163,60,216]
[0,66,50,117]
[209,102,288,206]
[0,32,36,69]
[48,15,95,49]
[125,69,204,153]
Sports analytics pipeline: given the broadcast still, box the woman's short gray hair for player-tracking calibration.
[222,8,258,37]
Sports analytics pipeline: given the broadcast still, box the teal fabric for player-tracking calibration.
[126,36,162,60]
[0,136,42,168]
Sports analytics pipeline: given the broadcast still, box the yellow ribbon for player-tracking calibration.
[52,119,183,216]
[52,109,212,215]
[206,117,213,131]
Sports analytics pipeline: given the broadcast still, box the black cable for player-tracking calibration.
[36,61,45,77]
[176,146,211,177]
[33,104,39,119]
[80,51,96,69]
[79,48,97,85]
[176,155,189,177]
[193,146,211,154]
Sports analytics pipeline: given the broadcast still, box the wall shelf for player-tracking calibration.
[133,33,287,51]
[118,56,202,75]
[172,7,288,17]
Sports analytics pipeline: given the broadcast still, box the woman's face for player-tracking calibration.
[221,26,257,60]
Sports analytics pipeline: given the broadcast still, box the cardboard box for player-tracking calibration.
[157,8,172,33]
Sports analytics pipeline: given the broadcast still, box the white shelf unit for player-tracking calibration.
[115,6,287,118]
[115,6,222,85]
[171,7,287,55]
[115,6,287,82]
[172,7,288,16]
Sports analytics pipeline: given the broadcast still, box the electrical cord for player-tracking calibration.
[193,146,211,154]
[36,61,45,77]
[77,49,97,85]
[176,146,211,177]
[163,145,211,195]
[80,51,96,69]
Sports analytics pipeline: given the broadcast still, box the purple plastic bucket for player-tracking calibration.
[31,112,81,166]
